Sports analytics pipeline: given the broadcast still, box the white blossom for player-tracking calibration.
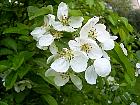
[85,58,111,84]
[52,2,84,32]
[50,48,88,73]
[68,37,103,59]
[45,68,82,89]
[31,14,62,50]
[80,16,117,50]
[135,63,140,77]
[14,80,32,93]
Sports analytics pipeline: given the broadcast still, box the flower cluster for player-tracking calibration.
[31,2,117,89]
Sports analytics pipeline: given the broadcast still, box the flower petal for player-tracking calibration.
[70,73,82,90]
[68,40,81,51]
[38,34,54,47]
[57,2,68,21]
[54,74,69,86]
[70,51,88,72]
[45,68,58,77]
[101,39,114,50]
[47,54,58,64]
[110,36,118,40]
[87,16,99,26]
[44,14,55,26]
[36,43,48,50]
[49,43,58,54]
[52,21,75,32]
[102,50,110,60]
[51,58,69,72]
[80,25,90,38]
[96,31,110,43]
[63,26,76,32]
[94,58,111,77]
[94,23,106,31]
[88,46,103,59]
[31,27,46,40]
[85,65,97,84]
[136,63,140,69]
[120,43,128,56]
[69,16,84,28]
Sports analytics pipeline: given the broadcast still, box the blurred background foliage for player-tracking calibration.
[0,0,140,105]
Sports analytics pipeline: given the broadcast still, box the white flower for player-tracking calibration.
[68,37,103,59]
[120,43,128,56]
[14,80,32,93]
[50,48,88,73]
[85,58,111,84]
[31,14,63,50]
[52,2,84,32]
[130,102,137,105]
[80,16,116,50]
[107,76,115,85]
[45,68,82,89]
[135,63,140,77]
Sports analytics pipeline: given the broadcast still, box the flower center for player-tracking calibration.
[60,72,69,80]
[88,28,97,39]
[81,43,91,53]
[50,29,63,39]
[60,49,74,60]
[61,15,69,25]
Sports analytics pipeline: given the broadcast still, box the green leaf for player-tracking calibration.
[0,101,8,105]
[3,27,29,35]
[0,38,17,51]
[17,65,30,79]
[12,53,24,70]
[119,28,127,42]
[86,0,94,8]
[0,60,11,72]
[5,71,18,90]
[27,5,53,20]
[108,15,116,26]
[69,9,83,16]
[136,50,140,60]
[108,43,135,85]
[42,95,58,105]
[20,51,35,61]
[38,69,60,90]
[3,23,29,35]
[0,48,13,56]
[127,24,133,32]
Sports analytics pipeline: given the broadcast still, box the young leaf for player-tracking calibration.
[12,53,24,70]
[42,95,58,105]
[0,48,13,56]
[27,5,53,20]
[0,38,17,52]
[0,101,8,105]
[5,71,18,90]
[108,43,135,84]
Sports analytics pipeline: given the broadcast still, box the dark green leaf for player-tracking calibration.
[12,53,24,70]
[27,5,53,20]
[5,71,18,90]
[0,38,17,51]
[0,48,13,56]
